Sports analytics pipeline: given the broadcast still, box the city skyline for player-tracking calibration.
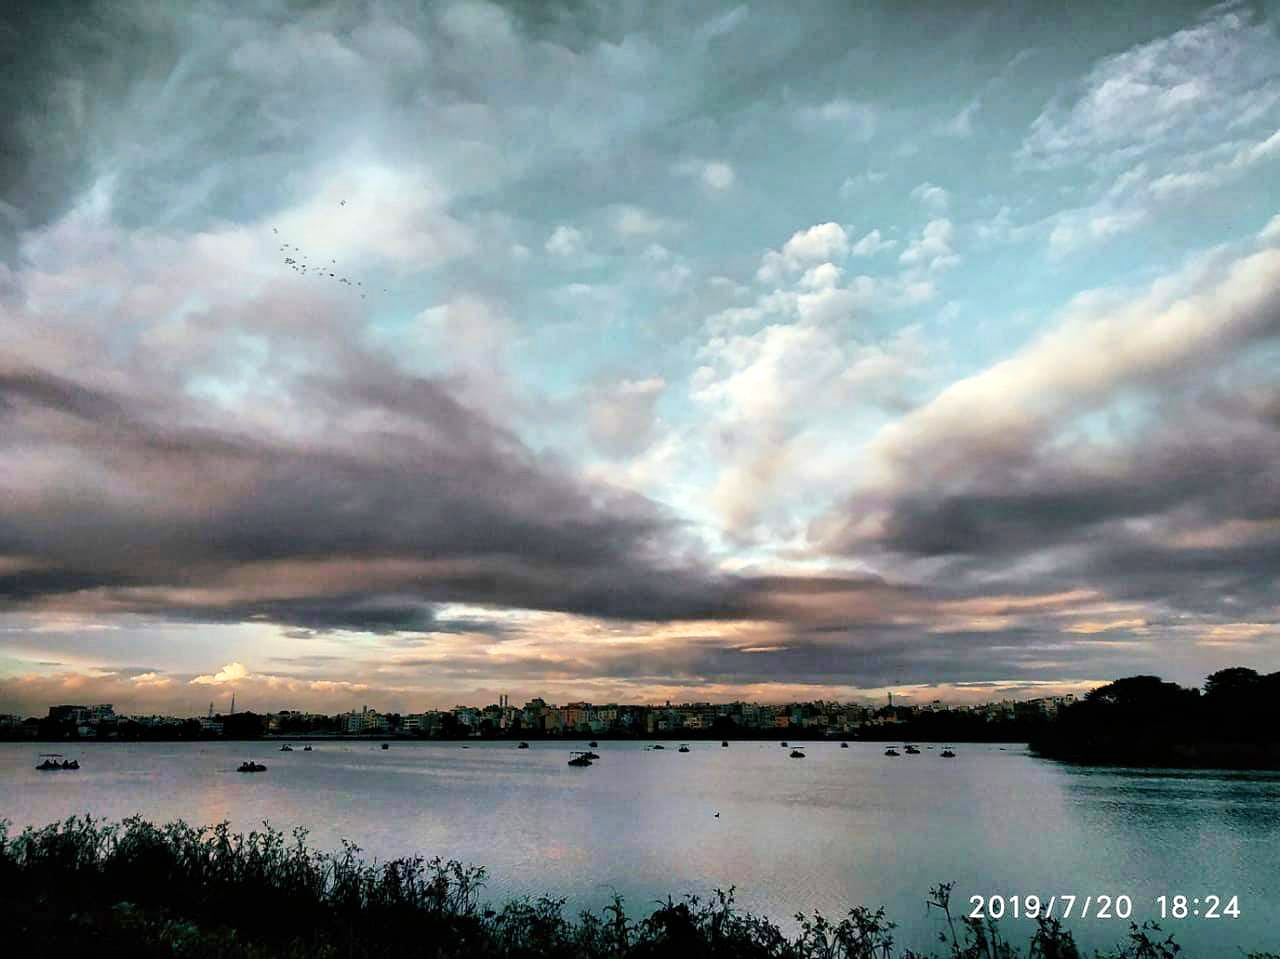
[2,0,1279,718]
[5,683,1084,722]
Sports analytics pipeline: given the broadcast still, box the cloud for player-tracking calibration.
[910,182,950,211]
[585,376,666,457]
[694,312,929,539]
[1020,7,1279,169]
[839,170,886,199]
[190,662,250,685]
[5,0,1278,707]
[1048,208,1147,258]
[756,222,850,283]
[942,99,981,137]
[898,219,957,271]
[851,229,895,257]
[612,205,669,237]
[796,98,876,141]
[673,159,736,192]
[817,241,1280,629]
[701,162,736,191]
[130,671,173,688]
[545,224,585,257]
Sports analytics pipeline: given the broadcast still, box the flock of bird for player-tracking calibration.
[274,202,389,298]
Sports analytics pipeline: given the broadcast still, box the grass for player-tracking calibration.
[1,816,1275,958]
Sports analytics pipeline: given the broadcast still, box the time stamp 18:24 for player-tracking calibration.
[967,894,1242,921]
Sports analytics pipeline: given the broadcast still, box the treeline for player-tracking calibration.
[1030,667,1280,767]
[2,712,272,742]
[5,815,1273,959]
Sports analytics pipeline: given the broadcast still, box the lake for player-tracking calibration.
[2,740,1277,956]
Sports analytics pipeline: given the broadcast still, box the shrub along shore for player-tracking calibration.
[2,816,1275,958]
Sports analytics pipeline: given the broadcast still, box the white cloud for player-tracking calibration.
[643,242,671,263]
[1230,127,1280,168]
[851,229,895,257]
[1048,208,1147,258]
[757,223,851,283]
[910,182,950,210]
[655,262,693,293]
[1260,214,1280,244]
[190,661,251,685]
[673,159,736,191]
[130,672,173,688]
[899,219,957,271]
[796,98,876,140]
[694,319,927,537]
[839,170,887,199]
[586,376,666,457]
[798,262,842,290]
[702,162,736,190]
[1020,7,1279,168]
[545,224,585,257]
[783,222,850,262]
[613,205,668,236]
[942,99,981,137]
[852,245,1280,496]
[1147,128,1280,199]
[270,163,476,274]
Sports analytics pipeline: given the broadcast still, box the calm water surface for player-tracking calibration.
[2,740,1277,956]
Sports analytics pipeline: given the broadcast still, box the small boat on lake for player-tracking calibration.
[884,748,900,757]
[567,751,593,767]
[941,748,957,758]
[303,745,313,751]
[905,744,920,755]
[237,761,267,773]
[721,740,729,747]
[36,754,64,771]
[840,742,849,748]
[588,741,598,748]
[280,744,293,752]
[381,743,389,750]
[582,750,600,760]
[651,744,665,750]
[517,741,529,749]
[678,744,690,753]
[789,749,806,758]
[780,741,788,747]
[61,759,79,769]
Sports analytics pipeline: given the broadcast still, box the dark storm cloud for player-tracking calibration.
[877,395,1279,560]
[0,2,187,258]
[0,360,848,631]
[823,365,1280,630]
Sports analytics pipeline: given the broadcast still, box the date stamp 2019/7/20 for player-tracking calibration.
[967,894,1242,922]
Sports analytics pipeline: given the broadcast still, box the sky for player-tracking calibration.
[1,0,1278,717]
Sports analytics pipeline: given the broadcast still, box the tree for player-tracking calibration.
[1203,667,1260,699]
[1084,675,1192,708]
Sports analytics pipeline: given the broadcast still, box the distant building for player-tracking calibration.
[48,705,89,724]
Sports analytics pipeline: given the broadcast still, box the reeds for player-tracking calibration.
[1,816,1273,958]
